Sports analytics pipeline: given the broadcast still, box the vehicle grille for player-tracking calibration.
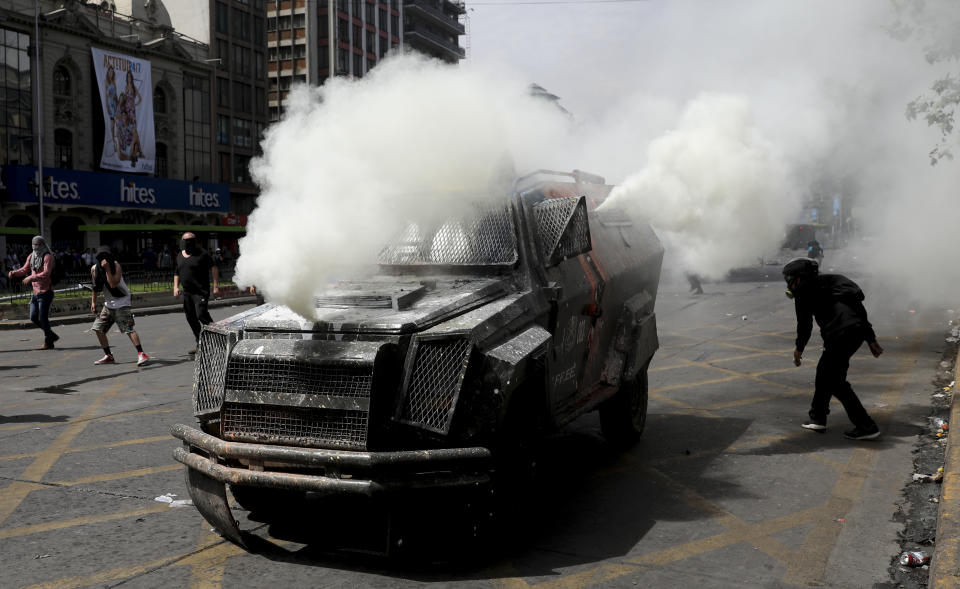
[221,403,367,449]
[194,329,231,417]
[397,337,472,435]
[220,339,383,449]
[225,357,373,398]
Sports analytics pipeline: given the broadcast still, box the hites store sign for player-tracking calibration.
[2,165,230,212]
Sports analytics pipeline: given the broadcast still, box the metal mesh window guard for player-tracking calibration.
[397,337,472,434]
[194,329,230,416]
[378,203,517,266]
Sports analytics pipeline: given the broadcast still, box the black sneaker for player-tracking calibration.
[801,420,827,433]
[844,424,881,441]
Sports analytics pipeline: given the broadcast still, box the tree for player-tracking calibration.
[890,0,960,165]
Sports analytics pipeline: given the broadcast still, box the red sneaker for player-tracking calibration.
[94,354,115,365]
[137,352,149,367]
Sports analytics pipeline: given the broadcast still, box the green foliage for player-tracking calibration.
[890,0,960,165]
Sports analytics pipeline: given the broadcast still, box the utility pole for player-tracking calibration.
[34,0,45,239]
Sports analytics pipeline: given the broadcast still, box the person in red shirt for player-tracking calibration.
[8,235,59,350]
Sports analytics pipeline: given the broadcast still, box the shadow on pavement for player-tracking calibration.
[217,412,755,581]
[25,358,195,394]
[0,413,70,424]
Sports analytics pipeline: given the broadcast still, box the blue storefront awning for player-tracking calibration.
[1,165,230,213]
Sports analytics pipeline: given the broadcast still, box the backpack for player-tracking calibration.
[50,254,65,287]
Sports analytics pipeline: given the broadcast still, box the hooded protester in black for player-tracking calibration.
[783,258,884,441]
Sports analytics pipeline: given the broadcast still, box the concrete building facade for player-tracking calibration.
[0,0,235,262]
[164,0,269,218]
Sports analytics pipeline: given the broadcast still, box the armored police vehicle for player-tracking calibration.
[171,169,663,550]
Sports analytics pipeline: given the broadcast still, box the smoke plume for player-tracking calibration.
[239,0,960,315]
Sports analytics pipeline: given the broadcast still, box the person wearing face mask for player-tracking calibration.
[89,246,149,366]
[173,232,219,354]
[783,257,883,441]
[7,235,59,350]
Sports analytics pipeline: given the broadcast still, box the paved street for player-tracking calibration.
[0,275,947,588]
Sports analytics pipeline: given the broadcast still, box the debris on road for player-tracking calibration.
[154,493,193,507]
[900,551,931,567]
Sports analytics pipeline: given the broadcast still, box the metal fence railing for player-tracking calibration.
[0,267,236,305]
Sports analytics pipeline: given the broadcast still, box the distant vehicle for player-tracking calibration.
[171,169,664,552]
[782,224,817,250]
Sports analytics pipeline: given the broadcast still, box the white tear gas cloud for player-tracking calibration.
[236,54,577,317]
[602,93,798,279]
[239,0,960,315]
[467,0,960,308]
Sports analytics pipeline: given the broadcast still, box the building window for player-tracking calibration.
[267,16,276,32]
[217,77,230,107]
[354,24,362,49]
[319,15,328,38]
[294,14,305,28]
[233,82,252,113]
[0,27,32,165]
[217,115,230,145]
[54,129,72,168]
[255,51,265,78]
[154,86,167,114]
[219,152,231,183]
[156,142,168,178]
[233,10,251,41]
[353,53,362,75]
[234,154,252,184]
[254,17,264,43]
[336,48,348,74]
[52,65,71,97]
[233,46,251,77]
[233,118,252,148]
[216,2,229,34]
[319,47,329,69]
[217,39,230,69]
[256,88,266,116]
[183,73,212,181]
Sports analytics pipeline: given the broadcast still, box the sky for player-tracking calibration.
[238,0,960,316]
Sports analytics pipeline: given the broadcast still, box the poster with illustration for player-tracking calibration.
[91,48,155,173]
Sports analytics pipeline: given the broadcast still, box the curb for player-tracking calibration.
[930,345,960,588]
[0,295,259,330]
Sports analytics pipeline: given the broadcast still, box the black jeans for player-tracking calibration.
[29,290,57,344]
[182,291,213,342]
[810,330,875,428]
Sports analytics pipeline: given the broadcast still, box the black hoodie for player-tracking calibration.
[793,274,877,352]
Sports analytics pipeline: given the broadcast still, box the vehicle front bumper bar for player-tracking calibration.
[171,423,492,495]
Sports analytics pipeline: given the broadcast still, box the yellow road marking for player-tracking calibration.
[0,435,171,462]
[0,397,79,411]
[50,463,181,486]
[0,378,131,526]
[781,336,919,586]
[0,504,169,540]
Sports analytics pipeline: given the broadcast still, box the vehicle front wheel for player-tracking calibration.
[599,369,649,449]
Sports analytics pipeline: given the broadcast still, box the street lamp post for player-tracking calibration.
[34,0,45,239]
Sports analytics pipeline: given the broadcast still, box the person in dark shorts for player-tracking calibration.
[90,246,149,366]
[173,232,219,354]
[783,257,883,441]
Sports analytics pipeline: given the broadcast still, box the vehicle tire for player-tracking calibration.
[599,369,649,449]
[228,484,303,516]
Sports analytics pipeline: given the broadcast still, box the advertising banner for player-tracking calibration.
[91,48,155,173]
[2,165,230,213]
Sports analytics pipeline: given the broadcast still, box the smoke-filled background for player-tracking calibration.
[237,0,960,317]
